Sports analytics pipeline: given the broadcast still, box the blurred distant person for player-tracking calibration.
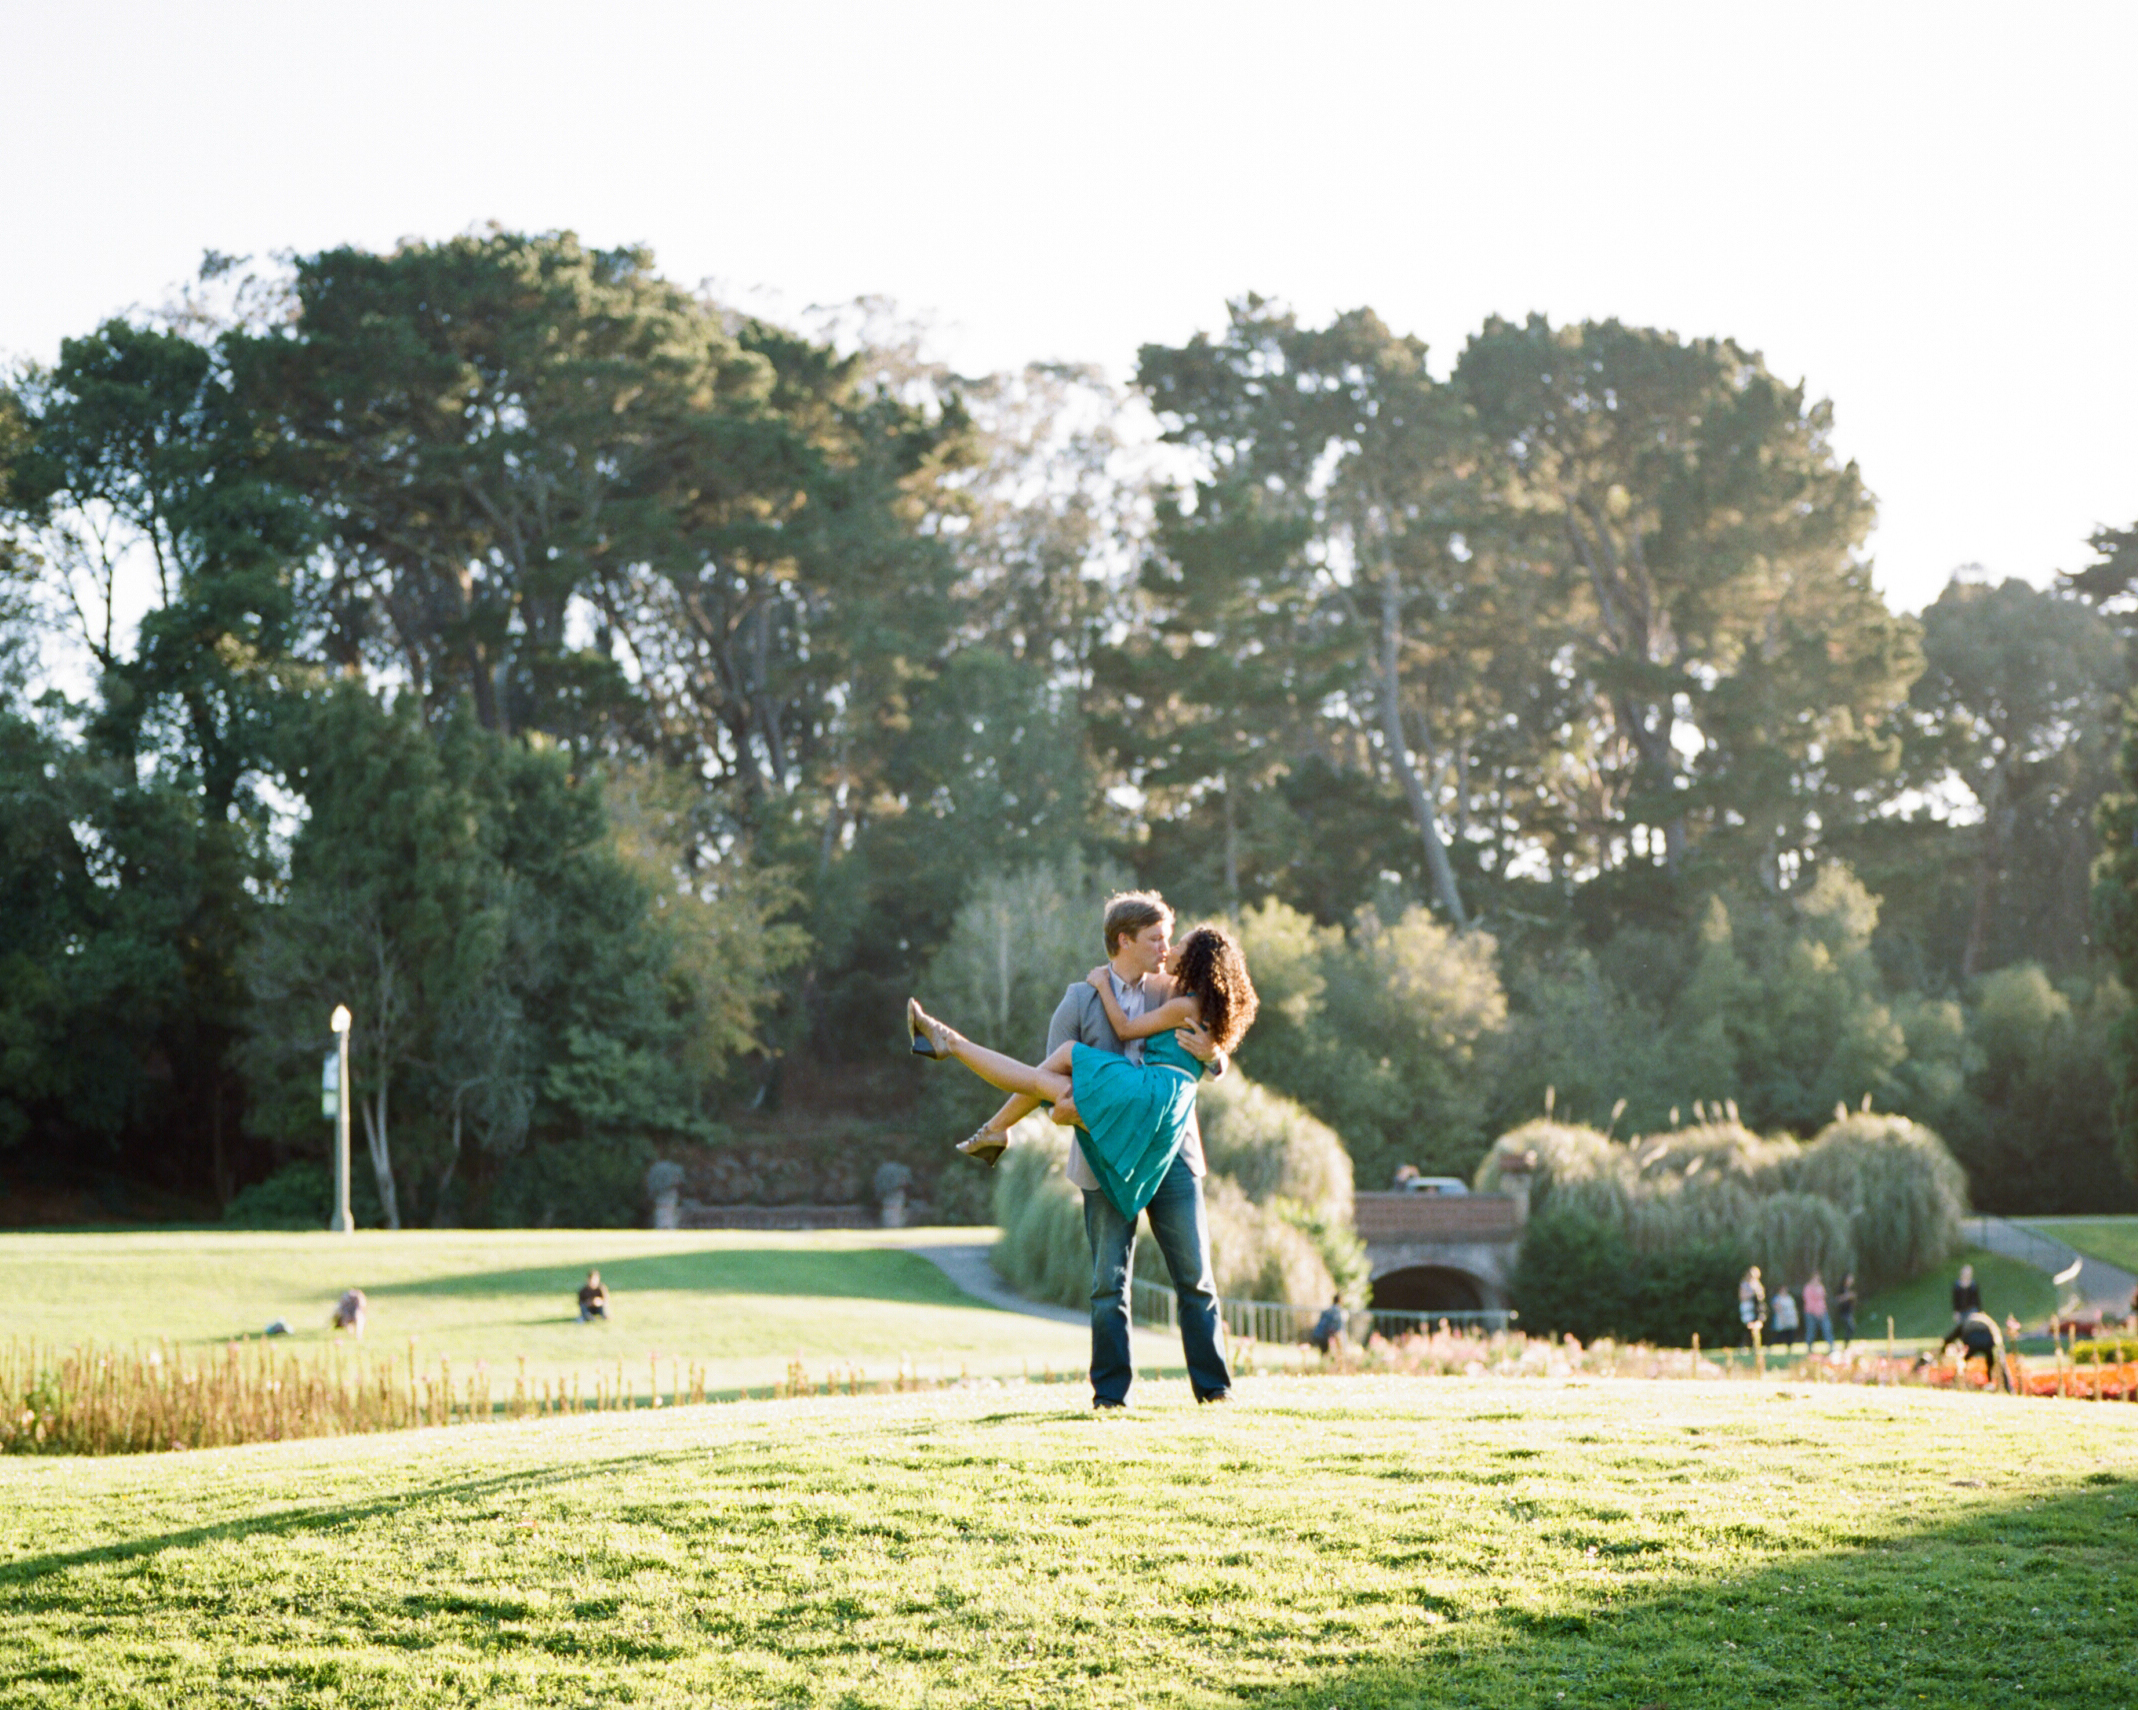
[1309,1297,1345,1355]
[1738,1266,1767,1349]
[1802,1273,1834,1352]
[1833,1273,1859,1348]
[1391,1165,1420,1190]
[1941,1309,2007,1390]
[331,1288,367,1337]
[1769,1284,1800,1350]
[577,1270,609,1322]
[1952,1263,1982,1326]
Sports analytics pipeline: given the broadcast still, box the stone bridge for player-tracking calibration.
[1353,1190,1527,1314]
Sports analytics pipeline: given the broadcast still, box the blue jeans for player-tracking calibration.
[1083,1152,1231,1404]
[1805,1310,1834,1349]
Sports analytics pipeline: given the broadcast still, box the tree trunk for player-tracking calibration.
[359,1077,402,1232]
[1962,765,2011,979]
[209,1073,232,1208]
[433,1100,463,1229]
[1376,573,1467,927]
[1221,774,1240,910]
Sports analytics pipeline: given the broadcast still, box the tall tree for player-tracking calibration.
[1455,316,1918,885]
[1131,300,1492,926]
[3,319,309,1203]
[1904,575,2125,978]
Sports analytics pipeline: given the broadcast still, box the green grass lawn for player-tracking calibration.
[1857,1247,2058,1340]
[0,1230,1180,1394]
[2023,1216,2138,1276]
[1,1376,2132,1707]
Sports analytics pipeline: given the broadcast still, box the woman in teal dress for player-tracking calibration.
[906,926,1258,1225]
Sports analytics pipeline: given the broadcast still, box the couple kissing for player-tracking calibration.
[908,891,1257,1408]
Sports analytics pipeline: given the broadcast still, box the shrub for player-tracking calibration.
[989,1106,1345,1312]
[989,1119,1090,1311]
[1197,1075,1354,1225]
[222,1160,381,1229]
[1790,1113,1965,1291]
[1750,1191,1857,1290]
[1475,1121,1621,1204]
[487,1137,652,1228]
[1510,1208,1745,1347]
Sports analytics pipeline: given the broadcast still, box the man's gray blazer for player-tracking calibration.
[1044,982,1207,1192]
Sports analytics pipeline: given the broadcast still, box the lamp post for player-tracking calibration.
[329,1004,353,1233]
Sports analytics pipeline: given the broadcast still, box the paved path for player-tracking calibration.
[908,1242,1088,1327]
[1967,1215,2138,1311]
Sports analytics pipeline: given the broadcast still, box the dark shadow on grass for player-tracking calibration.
[362,1246,972,1307]
[1226,1477,2138,1710]
[0,1445,718,1593]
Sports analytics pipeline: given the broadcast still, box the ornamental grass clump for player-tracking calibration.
[1788,1112,1965,1291]
[991,1076,1366,1312]
[2,1339,714,1455]
[989,1118,1092,1310]
[1484,1108,1967,1334]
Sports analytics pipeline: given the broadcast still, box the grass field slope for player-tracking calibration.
[2,1377,2132,1708]
[0,1229,1178,1393]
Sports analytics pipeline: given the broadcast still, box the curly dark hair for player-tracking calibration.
[1169,925,1259,1055]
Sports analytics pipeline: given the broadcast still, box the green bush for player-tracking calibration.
[1233,898,1505,1186]
[1750,1191,1857,1291]
[1485,1108,1962,1298]
[1510,1208,1746,1347]
[222,1160,382,1229]
[487,1137,652,1228]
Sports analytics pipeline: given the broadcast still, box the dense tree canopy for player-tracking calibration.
[2,246,2132,1223]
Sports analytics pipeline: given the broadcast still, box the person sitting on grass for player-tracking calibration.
[330,1288,367,1337]
[577,1270,609,1322]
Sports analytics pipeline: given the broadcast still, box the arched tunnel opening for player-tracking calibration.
[1369,1265,1486,1315]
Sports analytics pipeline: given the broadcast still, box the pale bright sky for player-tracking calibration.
[8,2,2135,614]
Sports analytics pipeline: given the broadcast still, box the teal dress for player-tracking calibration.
[1069,1027,1205,1222]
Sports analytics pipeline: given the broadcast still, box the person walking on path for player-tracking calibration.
[1738,1266,1767,1351]
[1802,1273,1834,1352]
[1834,1273,1859,1348]
[915,891,1243,1409]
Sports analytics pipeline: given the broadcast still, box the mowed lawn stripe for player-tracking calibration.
[1,1376,2132,1707]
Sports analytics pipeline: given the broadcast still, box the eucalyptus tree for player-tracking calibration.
[1454,316,1917,885]
[1131,299,1496,926]
[1905,574,2125,977]
[261,230,769,746]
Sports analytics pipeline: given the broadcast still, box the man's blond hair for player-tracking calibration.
[1102,890,1173,956]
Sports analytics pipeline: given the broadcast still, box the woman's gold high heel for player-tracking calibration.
[908,998,952,1059]
[956,1128,1009,1169]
